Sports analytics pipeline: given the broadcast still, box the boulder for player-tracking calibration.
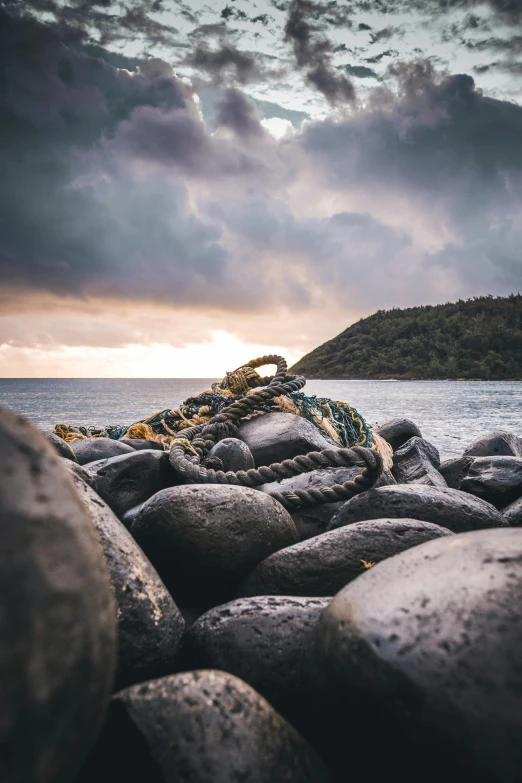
[460,456,522,509]
[439,456,473,489]
[392,436,446,487]
[70,436,134,465]
[83,450,176,519]
[78,671,330,783]
[43,430,78,461]
[238,519,452,598]
[0,408,116,783]
[119,437,164,451]
[375,417,422,450]
[131,485,299,608]
[328,484,506,533]
[239,412,337,467]
[182,596,330,721]
[71,474,185,690]
[503,496,522,527]
[462,430,522,458]
[207,437,255,471]
[317,528,522,782]
[261,465,396,540]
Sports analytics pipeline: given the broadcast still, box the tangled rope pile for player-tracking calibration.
[54,355,391,510]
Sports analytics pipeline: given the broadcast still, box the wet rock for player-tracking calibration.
[70,436,134,465]
[375,417,422,450]
[503,496,522,526]
[460,456,522,509]
[71,474,185,690]
[43,430,78,461]
[439,456,473,489]
[239,412,337,467]
[462,430,522,458]
[208,437,255,471]
[121,501,146,530]
[120,437,164,451]
[0,407,116,783]
[79,670,330,783]
[83,450,176,519]
[239,519,452,598]
[182,596,330,720]
[392,436,446,487]
[318,528,522,782]
[131,485,299,608]
[329,484,506,533]
[260,465,396,540]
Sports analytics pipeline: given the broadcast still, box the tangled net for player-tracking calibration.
[54,355,392,509]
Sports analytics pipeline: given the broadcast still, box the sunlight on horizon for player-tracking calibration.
[0,330,305,378]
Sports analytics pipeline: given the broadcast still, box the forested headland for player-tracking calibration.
[290,295,522,380]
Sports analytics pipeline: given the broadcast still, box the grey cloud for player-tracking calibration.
[343,64,381,79]
[184,43,274,84]
[285,0,356,104]
[214,88,266,136]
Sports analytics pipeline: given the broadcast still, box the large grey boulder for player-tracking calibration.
[43,430,78,461]
[0,408,116,783]
[182,596,330,723]
[503,496,522,526]
[238,519,452,598]
[83,449,176,519]
[207,437,255,471]
[79,671,330,783]
[119,437,164,451]
[462,430,522,458]
[392,436,446,487]
[70,436,134,465]
[328,484,506,533]
[375,417,422,450]
[239,412,337,467]
[439,456,473,489]
[460,456,522,509]
[318,528,522,782]
[71,474,185,690]
[260,465,396,540]
[131,484,299,608]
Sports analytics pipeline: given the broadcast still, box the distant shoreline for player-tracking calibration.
[304,377,522,382]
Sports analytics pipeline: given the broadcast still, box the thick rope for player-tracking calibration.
[168,356,383,510]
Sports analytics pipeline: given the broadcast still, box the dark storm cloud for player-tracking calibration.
[214,88,266,136]
[184,43,273,84]
[343,64,381,79]
[285,0,356,104]
[0,7,271,309]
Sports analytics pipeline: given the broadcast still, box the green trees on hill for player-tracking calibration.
[290,295,522,380]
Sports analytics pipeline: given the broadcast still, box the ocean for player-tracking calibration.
[1,378,521,460]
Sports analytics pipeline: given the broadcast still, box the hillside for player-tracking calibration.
[290,295,522,380]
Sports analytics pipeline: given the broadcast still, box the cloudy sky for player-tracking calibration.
[1,0,522,377]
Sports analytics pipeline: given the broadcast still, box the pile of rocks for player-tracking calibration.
[2,407,522,782]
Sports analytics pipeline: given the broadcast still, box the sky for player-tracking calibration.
[1,0,522,377]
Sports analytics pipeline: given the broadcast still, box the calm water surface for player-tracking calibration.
[1,378,520,459]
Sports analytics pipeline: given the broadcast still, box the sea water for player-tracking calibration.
[1,377,520,459]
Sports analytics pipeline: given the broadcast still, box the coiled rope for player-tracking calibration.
[168,355,384,510]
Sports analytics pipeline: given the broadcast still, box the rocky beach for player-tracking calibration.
[2,357,522,783]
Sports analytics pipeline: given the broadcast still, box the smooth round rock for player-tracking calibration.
[120,437,164,451]
[208,437,255,471]
[375,417,422,450]
[131,484,299,607]
[70,436,134,465]
[0,408,117,783]
[71,473,185,690]
[239,412,338,467]
[43,430,78,461]
[318,528,522,781]
[329,484,506,533]
[462,430,522,458]
[182,596,330,718]
[79,671,330,783]
[83,450,177,519]
[261,465,396,540]
[238,519,453,598]
[503,496,522,526]
[392,436,446,487]
[460,456,522,509]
